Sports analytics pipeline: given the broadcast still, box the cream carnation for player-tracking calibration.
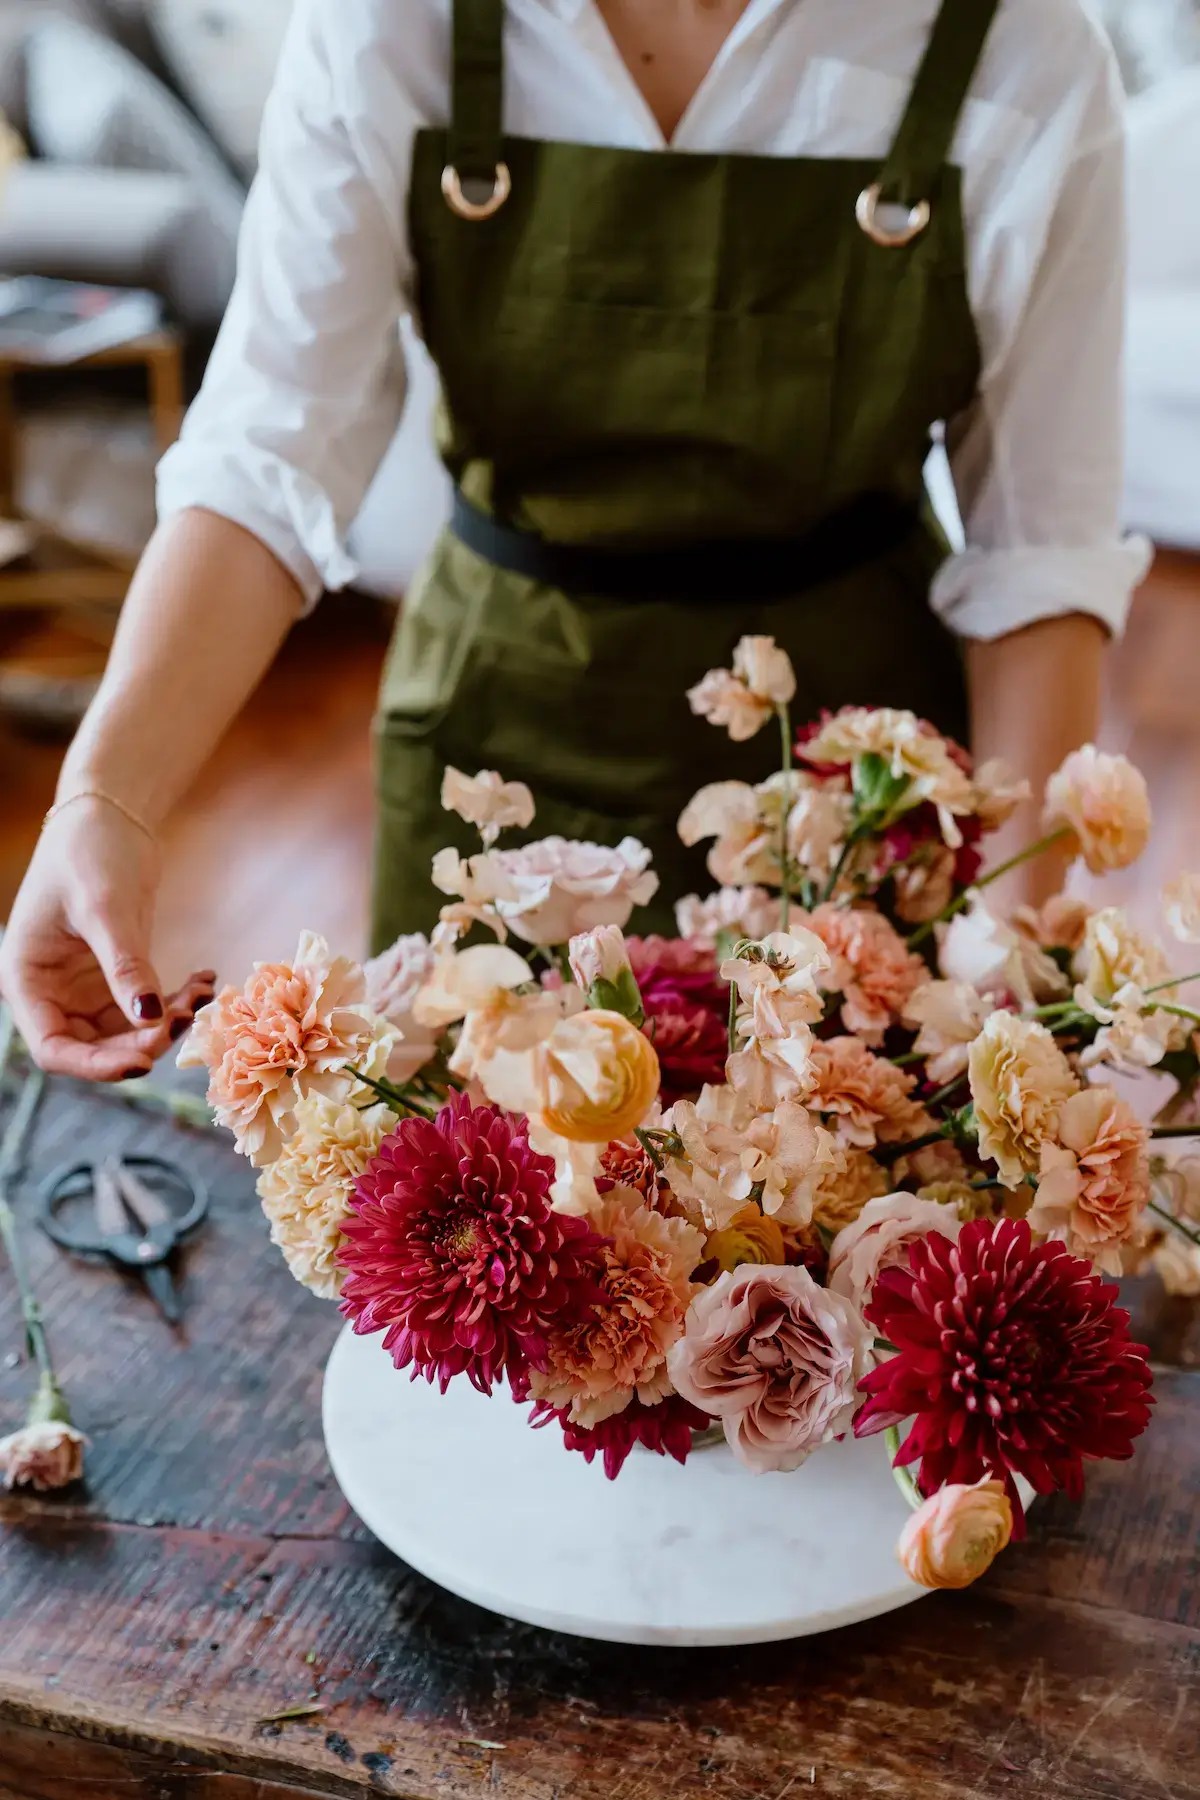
[178,932,398,1167]
[968,1013,1078,1190]
[1031,1086,1151,1274]
[257,1093,392,1298]
[828,1191,962,1312]
[1077,907,1172,1008]
[1043,745,1151,875]
[801,707,976,846]
[811,1148,891,1234]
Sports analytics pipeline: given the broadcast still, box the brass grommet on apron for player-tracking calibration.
[442,162,512,220]
[856,183,931,248]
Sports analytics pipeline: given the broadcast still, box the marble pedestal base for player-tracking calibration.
[323,1325,927,1646]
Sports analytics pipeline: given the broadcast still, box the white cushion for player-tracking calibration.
[24,16,244,240]
[347,321,452,601]
[1127,68,1200,289]
[0,159,237,325]
[149,0,290,181]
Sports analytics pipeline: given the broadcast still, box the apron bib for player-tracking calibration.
[373,0,997,947]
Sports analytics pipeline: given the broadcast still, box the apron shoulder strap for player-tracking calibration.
[448,0,505,187]
[876,0,1003,203]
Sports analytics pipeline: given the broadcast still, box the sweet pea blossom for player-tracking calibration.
[687,635,796,742]
[441,766,535,846]
[902,980,991,1084]
[667,1083,842,1230]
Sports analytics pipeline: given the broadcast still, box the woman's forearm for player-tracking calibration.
[967,613,1108,905]
[60,509,304,827]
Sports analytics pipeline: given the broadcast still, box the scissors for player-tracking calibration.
[37,1155,209,1326]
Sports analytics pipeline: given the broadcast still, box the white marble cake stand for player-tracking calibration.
[323,1323,927,1647]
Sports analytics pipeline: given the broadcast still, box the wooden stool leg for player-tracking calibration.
[148,342,185,459]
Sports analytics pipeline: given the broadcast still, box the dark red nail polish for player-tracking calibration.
[133,994,163,1023]
[170,1017,191,1042]
[122,1067,147,1082]
[193,994,215,1016]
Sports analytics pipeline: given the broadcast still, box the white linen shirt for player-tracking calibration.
[157,0,1151,637]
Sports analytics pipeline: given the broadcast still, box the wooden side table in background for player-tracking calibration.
[0,328,184,612]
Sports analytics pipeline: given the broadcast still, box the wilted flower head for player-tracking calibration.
[668,1263,874,1473]
[898,1480,1013,1590]
[968,1012,1078,1190]
[0,1420,87,1492]
[179,932,397,1166]
[441,766,535,846]
[1043,745,1151,875]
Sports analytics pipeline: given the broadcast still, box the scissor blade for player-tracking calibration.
[93,1163,132,1238]
[140,1261,184,1327]
[114,1164,173,1231]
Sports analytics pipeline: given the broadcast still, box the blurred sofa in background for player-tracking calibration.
[0,0,1195,591]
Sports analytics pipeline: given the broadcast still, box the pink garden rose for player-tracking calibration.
[435,836,658,946]
[365,932,439,1083]
[667,1264,873,1472]
[828,1191,963,1312]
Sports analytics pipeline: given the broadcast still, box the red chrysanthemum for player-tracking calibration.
[855,1218,1154,1533]
[531,1393,713,1481]
[338,1096,604,1398]
[627,936,728,1104]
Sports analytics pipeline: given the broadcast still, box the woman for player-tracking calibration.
[1,0,1147,1080]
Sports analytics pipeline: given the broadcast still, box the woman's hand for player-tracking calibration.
[0,799,215,1082]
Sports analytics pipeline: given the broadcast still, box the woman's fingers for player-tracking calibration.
[74,892,164,1030]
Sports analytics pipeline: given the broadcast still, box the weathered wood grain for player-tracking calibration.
[1,1082,1198,1800]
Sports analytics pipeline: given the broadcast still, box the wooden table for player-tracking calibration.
[1,1081,1198,1800]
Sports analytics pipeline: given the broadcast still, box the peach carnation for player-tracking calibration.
[898,1479,1013,1590]
[1031,1086,1151,1274]
[812,1148,891,1235]
[808,903,927,1046]
[809,1037,930,1150]
[1015,894,1092,955]
[179,932,397,1167]
[968,1013,1078,1190]
[530,1186,704,1427]
[257,1093,392,1298]
[1043,745,1151,875]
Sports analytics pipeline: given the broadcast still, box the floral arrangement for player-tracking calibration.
[182,638,1200,1593]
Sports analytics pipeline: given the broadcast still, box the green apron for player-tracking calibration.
[372,0,997,948]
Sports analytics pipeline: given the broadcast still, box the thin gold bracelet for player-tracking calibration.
[44,789,157,844]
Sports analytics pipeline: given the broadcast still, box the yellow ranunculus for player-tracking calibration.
[704,1205,787,1276]
[535,1010,660,1145]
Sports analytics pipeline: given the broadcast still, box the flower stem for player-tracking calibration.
[1146,970,1200,997]
[822,834,859,906]
[878,1128,947,1166]
[727,978,738,1058]
[908,827,1072,947]
[1149,1198,1200,1248]
[1151,1125,1200,1139]
[346,1066,437,1120]
[0,1042,52,1380]
[884,1425,924,1512]
[777,703,793,933]
[1153,1002,1200,1027]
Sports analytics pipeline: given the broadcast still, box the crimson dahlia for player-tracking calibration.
[855,1218,1153,1533]
[338,1096,604,1398]
[531,1393,713,1480]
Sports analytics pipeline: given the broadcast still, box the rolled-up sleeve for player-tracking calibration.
[931,48,1152,642]
[156,0,413,608]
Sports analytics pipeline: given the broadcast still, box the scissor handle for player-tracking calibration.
[37,1156,208,1256]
